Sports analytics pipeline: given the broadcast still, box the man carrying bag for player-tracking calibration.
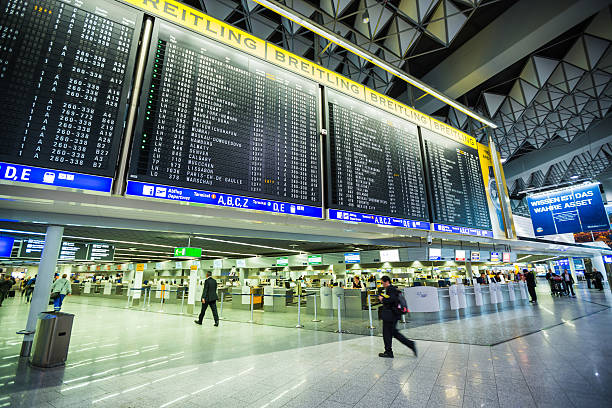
[194,272,219,327]
[378,276,416,358]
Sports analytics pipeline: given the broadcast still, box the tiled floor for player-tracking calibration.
[0,286,610,408]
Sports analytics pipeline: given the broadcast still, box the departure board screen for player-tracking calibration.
[421,128,491,230]
[327,90,428,220]
[128,22,321,207]
[0,0,141,177]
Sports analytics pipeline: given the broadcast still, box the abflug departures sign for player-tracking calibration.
[527,183,609,236]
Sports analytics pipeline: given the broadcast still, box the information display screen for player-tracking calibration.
[18,239,113,261]
[421,128,491,231]
[0,0,141,178]
[327,90,428,221]
[87,243,115,261]
[127,22,321,209]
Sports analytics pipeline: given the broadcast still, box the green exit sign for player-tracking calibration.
[276,257,289,266]
[174,247,202,257]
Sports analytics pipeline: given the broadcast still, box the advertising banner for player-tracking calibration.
[477,143,508,239]
[527,183,608,236]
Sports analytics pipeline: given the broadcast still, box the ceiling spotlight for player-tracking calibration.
[362,11,369,23]
[570,175,579,179]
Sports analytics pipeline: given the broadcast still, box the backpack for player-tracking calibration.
[396,288,409,314]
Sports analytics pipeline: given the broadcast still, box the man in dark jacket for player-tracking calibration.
[0,276,13,306]
[194,272,219,326]
[378,276,416,358]
[525,269,537,303]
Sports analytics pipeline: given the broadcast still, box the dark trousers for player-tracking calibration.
[564,281,575,296]
[382,318,413,353]
[198,300,219,324]
[527,286,537,302]
[586,278,591,289]
[0,290,7,306]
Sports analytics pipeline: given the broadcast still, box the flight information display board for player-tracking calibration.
[421,128,491,232]
[127,22,322,215]
[0,0,141,181]
[326,90,428,224]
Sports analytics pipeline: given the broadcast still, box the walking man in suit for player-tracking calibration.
[194,272,219,327]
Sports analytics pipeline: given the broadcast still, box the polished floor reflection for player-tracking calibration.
[0,286,610,408]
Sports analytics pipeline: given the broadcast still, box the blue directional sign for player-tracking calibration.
[328,209,430,230]
[0,237,14,257]
[0,162,112,193]
[126,181,323,218]
[432,223,494,238]
[527,183,608,236]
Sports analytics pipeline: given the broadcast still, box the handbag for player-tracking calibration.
[50,292,59,300]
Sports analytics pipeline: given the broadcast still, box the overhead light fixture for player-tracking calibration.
[570,175,580,179]
[500,158,507,164]
[253,0,498,129]
[362,10,369,23]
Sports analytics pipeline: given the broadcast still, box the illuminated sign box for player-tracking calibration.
[276,257,289,266]
[174,247,202,257]
[429,248,441,261]
[213,259,223,269]
[0,237,15,258]
[490,252,500,262]
[307,255,322,265]
[527,183,608,236]
[471,251,480,262]
[503,252,511,262]
[455,250,466,261]
[344,253,360,264]
[236,259,246,268]
[380,249,400,263]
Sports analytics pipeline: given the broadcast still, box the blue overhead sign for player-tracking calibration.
[126,181,323,218]
[0,162,112,193]
[527,183,608,236]
[433,223,494,238]
[329,209,430,230]
[0,237,15,257]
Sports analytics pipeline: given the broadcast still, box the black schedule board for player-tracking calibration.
[128,22,321,206]
[327,90,428,220]
[0,0,141,176]
[421,128,491,230]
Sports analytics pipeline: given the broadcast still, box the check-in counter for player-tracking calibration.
[305,288,321,315]
[344,288,363,318]
[405,283,530,316]
[263,286,293,312]
[71,283,81,295]
[231,286,263,310]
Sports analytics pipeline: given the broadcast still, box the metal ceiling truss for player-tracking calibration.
[189,0,500,95]
[435,7,612,161]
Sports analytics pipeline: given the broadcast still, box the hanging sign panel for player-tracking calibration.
[421,128,492,234]
[0,0,142,192]
[126,20,322,217]
[527,183,608,236]
[326,89,429,225]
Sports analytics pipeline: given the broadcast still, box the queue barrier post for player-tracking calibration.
[367,294,376,330]
[296,293,303,328]
[335,294,346,333]
[401,313,406,324]
[312,293,321,322]
[126,289,132,309]
[248,293,254,323]
[219,292,225,320]
[180,289,185,315]
[159,289,165,312]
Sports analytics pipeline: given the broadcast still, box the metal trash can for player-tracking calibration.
[30,312,74,368]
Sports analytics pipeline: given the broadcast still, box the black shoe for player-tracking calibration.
[194,320,202,325]
[214,323,219,327]
[410,343,417,357]
[379,352,394,358]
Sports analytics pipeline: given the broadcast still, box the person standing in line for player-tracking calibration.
[24,275,36,303]
[585,271,592,289]
[194,271,219,327]
[593,269,604,291]
[378,276,416,358]
[0,276,13,307]
[525,269,537,303]
[562,269,575,297]
[50,274,72,311]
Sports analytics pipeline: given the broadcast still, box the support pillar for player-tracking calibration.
[20,225,64,357]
